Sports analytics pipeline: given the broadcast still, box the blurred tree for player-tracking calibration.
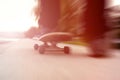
[33,0,41,21]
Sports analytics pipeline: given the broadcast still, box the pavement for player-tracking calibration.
[0,39,120,80]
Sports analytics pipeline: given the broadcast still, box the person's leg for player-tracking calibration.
[39,0,60,33]
[83,0,109,57]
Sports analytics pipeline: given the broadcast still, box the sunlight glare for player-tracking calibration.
[0,0,37,32]
[112,0,120,6]
[107,0,120,7]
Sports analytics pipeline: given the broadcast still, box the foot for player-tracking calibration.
[88,38,108,57]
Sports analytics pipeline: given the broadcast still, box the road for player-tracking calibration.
[0,39,120,80]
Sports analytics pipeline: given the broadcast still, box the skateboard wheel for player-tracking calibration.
[64,46,70,54]
[34,44,39,50]
[38,46,45,54]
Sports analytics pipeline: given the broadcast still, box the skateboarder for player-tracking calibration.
[36,0,110,57]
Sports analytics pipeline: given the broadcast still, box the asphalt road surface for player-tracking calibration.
[0,39,120,80]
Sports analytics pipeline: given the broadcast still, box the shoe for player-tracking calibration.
[88,38,108,57]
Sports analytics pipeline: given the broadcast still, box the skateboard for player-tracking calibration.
[34,32,73,54]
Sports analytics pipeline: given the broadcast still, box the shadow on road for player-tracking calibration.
[35,51,114,59]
